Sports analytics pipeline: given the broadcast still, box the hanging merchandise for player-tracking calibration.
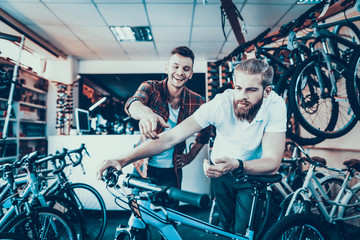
[54,81,74,135]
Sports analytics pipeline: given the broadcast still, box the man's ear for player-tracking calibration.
[264,86,272,97]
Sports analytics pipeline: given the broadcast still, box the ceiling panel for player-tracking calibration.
[241,4,292,26]
[0,2,61,25]
[195,0,245,3]
[193,3,223,26]
[94,0,142,3]
[60,40,94,55]
[147,4,194,26]
[69,26,115,41]
[85,41,126,55]
[0,0,39,2]
[120,42,157,60]
[190,41,224,60]
[146,0,194,3]
[46,3,104,26]
[276,4,313,26]
[42,0,91,2]
[156,42,189,59]
[191,26,228,42]
[97,4,148,26]
[247,0,297,3]
[151,26,190,42]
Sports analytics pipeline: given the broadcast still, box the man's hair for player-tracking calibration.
[234,58,274,88]
[170,46,195,63]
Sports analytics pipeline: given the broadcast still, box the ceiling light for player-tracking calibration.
[110,26,153,42]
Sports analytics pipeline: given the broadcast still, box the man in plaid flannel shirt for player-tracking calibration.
[107,46,210,239]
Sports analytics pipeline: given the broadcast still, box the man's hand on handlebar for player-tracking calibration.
[97,159,123,180]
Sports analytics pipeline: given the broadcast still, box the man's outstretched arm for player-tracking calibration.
[97,116,203,178]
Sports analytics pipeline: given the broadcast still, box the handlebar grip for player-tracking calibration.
[166,188,211,209]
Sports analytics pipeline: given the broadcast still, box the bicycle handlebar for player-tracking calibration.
[102,168,211,209]
[66,143,89,167]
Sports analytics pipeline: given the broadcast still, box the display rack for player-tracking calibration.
[0,57,48,162]
[206,62,232,102]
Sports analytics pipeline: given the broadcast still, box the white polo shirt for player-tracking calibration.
[193,89,286,161]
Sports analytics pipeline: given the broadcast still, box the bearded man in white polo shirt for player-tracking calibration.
[98,58,287,235]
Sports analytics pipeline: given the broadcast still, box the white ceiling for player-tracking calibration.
[0,0,314,61]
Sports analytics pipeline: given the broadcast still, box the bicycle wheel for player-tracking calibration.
[45,194,86,240]
[339,184,360,237]
[289,54,357,138]
[0,232,31,240]
[346,47,360,121]
[274,69,325,146]
[263,214,330,240]
[1,207,77,240]
[333,21,360,63]
[61,183,107,240]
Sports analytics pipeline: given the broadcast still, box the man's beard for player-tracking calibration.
[233,97,263,121]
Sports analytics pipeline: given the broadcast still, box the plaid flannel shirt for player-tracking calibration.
[125,79,211,186]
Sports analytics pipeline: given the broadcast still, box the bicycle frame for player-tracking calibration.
[133,198,249,240]
[285,162,360,224]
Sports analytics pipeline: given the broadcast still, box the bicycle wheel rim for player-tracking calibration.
[3,208,76,240]
[263,214,329,240]
[275,69,325,146]
[45,195,85,240]
[291,55,357,138]
[333,22,360,63]
[64,183,106,240]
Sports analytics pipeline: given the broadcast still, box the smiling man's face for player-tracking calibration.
[166,53,193,89]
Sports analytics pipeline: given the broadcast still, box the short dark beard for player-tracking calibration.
[233,97,263,121]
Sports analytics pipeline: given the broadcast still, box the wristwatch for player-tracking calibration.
[231,159,244,177]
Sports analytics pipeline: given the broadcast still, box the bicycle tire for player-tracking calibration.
[45,194,86,240]
[1,207,77,240]
[289,54,357,138]
[263,213,330,240]
[274,69,325,146]
[346,47,360,121]
[339,184,360,238]
[0,232,31,240]
[333,21,360,63]
[60,183,107,240]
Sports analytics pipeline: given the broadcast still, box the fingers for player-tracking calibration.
[139,119,159,139]
[176,154,191,168]
[203,159,226,178]
[158,117,170,128]
[96,160,122,180]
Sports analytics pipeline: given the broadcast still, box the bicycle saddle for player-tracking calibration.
[311,156,327,166]
[245,174,282,184]
[343,159,360,172]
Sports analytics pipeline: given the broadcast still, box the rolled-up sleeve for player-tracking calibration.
[124,81,152,116]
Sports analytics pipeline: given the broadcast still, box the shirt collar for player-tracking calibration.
[162,78,187,107]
